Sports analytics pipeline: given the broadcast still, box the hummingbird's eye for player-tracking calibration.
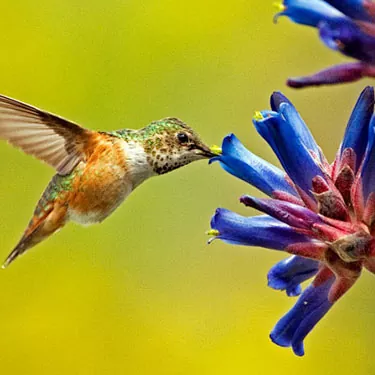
[177,132,189,144]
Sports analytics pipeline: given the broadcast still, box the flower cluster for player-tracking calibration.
[274,0,375,88]
[208,87,375,355]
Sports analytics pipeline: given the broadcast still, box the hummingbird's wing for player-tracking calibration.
[0,94,92,175]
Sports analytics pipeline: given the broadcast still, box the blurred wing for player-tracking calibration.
[0,94,92,175]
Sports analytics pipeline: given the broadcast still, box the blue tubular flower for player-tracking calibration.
[267,256,320,297]
[325,0,373,21]
[319,19,375,63]
[209,88,375,355]
[209,134,297,197]
[270,91,292,111]
[339,86,374,171]
[274,0,346,27]
[358,117,375,204]
[210,208,315,250]
[253,109,325,201]
[272,93,322,158]
[274,0,375,87]
[270,275,335,356]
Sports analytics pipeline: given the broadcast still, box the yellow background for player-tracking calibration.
[0,1,373,374]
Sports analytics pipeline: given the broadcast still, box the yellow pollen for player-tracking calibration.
[273,2,286,12]
[206,229,220,236]
[210,145,222,155]
[253,111,264,121]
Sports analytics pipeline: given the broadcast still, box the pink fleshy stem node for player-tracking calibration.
[364,0,375,19]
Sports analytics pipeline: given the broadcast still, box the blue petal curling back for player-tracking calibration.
[267,256,320,297]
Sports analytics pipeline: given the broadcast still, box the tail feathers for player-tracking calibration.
[2,203,68,268]
[2,237,30,268]
[3,225,45,268]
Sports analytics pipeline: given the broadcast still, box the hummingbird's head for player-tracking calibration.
[142,117,215,175]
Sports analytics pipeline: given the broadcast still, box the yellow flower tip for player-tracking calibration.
[207,229,220,244]
[273,1,286,12]
[210,145,222,155]
[253,111,264,121]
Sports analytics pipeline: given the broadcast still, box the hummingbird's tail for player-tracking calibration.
[2,176,69,268]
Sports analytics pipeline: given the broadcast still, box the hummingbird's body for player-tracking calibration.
[0,95,214,267]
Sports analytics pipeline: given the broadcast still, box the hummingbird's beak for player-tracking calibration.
[195,143,221,158]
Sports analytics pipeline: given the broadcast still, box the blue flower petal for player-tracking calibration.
[269,93,322,157]
[270,275,335,356]
[210,134,297,197]
[253,111,325,197]
[270,91,292,111]
[279,102,321,158]
[267,256,320,297]
[340,86,374,171]
[325,0,373,21]
[360,116,375,201]
[210,208,313,250]
[319,18,375,64]
[276,0,346,27]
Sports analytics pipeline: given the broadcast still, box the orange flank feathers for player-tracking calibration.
[69,134,131,222]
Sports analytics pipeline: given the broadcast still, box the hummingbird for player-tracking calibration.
[0,94,216,268]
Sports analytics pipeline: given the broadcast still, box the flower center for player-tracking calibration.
[330,231,372,262]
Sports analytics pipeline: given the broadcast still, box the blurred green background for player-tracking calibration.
[0,1,373,374]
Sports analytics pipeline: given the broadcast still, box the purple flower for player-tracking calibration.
[208,87,375,355]
[274,0,375,88]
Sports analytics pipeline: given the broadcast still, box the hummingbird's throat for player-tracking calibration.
[147,148,192,175]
